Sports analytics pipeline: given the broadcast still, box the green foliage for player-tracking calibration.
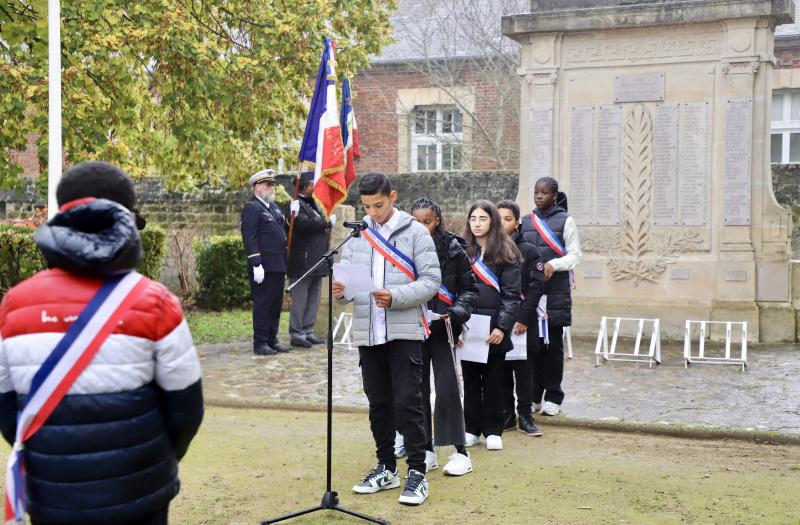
[138,225,167,280]
[194,235,250,310]
[0,1,397,190]
[0,225,47,296]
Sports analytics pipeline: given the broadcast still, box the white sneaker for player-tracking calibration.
[464,433,481,447]
[398,469,429,506]
[443,451,472,476]
[352,464,401,494]
[394,431,406,458]
[485,435,503,450]
[533,402,542,413]
[541,401,561,416]
[424,450,438,472]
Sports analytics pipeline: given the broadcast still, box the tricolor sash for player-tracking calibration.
[4,272,149,524]
[470,257,501,294]
[361,226,431,337]
[536,295,549,344]
[437,284,455,306]
[532,212,576,290]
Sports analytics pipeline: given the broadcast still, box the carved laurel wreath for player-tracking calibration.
[592,104,702,285]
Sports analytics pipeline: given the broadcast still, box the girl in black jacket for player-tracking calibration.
[461,200,521,451]
[409,196,479,476]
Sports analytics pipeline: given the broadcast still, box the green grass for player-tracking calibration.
[186,309,289,345]
[164,407,800,525]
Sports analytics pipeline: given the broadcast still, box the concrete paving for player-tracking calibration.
[197,335,800,436]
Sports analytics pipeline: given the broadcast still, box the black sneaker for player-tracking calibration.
[503,412,517,431]
[352,464,400,494]
[254,344,277,356]
[306,335,325,345]
[290,337,313,348]
[518,414,543,437]
[398,469,429,506]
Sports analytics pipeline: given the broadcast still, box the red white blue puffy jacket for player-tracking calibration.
[0,199,203,525]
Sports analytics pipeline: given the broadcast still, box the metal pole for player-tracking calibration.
[47,0,62,219]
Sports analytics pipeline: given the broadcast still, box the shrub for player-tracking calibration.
[0,225,47,296]
[139,226,167,280]
[194,235,250,310]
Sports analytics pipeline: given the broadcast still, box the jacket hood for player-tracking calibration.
[445,231,468,257]
[34,199,143,277]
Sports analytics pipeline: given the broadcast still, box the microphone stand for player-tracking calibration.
[262,226,387,525]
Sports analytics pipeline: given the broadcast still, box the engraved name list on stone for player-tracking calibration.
[724,98,752,226]
[653,103,680,225]
[595,105,622,225]
[614,72,665,103]
[569,106,595,224]
[530,107,553,183]
[680,102,709,226]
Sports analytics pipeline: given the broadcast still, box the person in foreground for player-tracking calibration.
[333,173,441,506]
[0,161,204,525]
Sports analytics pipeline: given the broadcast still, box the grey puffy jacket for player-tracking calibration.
[338,210,441,346]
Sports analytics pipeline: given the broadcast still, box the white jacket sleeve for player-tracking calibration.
[548,216,582,272]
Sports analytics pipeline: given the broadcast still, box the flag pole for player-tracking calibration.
[47,0,62,219]
[285,165,303,258]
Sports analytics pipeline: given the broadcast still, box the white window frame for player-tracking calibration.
[771,89,800,164]
[410,106,464,172]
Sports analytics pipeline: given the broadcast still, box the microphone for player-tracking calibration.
[342,221,367,231]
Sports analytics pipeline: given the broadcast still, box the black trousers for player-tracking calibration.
[462,352,506,438]
[33,507,168,525]
[503,324,540,416]
[248,268,286,347]
[421,327,466,449]
[359,340,427,474]
[531,324,565,405]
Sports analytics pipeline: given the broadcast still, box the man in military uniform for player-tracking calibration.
[241,169,290,355]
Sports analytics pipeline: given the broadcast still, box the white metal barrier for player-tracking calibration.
[564,326,573,359]
[684,320,747,372]
[594,316,661,367]
[332,312,354,349]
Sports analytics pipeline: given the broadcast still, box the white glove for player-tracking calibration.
[329,214,337,226]
[253,264,265,284]
[290,199,300,216]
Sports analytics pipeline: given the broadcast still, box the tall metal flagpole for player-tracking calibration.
[47,0,62,219]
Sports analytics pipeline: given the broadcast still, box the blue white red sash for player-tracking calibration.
[536,295,549,344]
[437,284,455,306]
[470,257,501,294]
[532,212,576,290]
[4,272,149,524]
[361,226,431,337]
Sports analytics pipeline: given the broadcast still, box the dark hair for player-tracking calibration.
[358,172,392,197]
[56,161,136,209]
[411,195,447,260]
[463,199,521,267]
[535,176,558,194]
[496,199,520,221]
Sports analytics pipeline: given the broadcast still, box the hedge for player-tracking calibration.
[0,225,168,297]
[194,235,250,310]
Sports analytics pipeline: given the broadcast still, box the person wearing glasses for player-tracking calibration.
[241,169,290,356]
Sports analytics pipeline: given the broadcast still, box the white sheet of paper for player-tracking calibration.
[506,331,527,361]
[458,314,491,364]
[332,263,377,300]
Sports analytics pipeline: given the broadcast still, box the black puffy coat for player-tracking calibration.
[287,194,331,278]
[520,192,572,327]
[512,229,545,324]
[470,249,520,355]
[426,232,479,340]
[0,199,204,525]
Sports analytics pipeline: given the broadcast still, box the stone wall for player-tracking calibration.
[772,164,800,258]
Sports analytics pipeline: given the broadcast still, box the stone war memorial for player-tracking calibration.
[504,0,797,342]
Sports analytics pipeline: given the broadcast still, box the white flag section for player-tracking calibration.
[458,314,491,363]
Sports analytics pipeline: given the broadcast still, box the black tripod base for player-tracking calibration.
[261,491,389,524]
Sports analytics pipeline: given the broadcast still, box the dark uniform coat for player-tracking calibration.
[241,196,288,273]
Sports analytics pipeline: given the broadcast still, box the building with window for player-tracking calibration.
[772,4,800,164]
[353,0,525,174]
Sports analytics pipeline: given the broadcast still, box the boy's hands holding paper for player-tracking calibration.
[332,263,379,301]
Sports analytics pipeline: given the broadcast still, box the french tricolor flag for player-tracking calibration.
[341,78,360,190]
[298,38,347,217]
